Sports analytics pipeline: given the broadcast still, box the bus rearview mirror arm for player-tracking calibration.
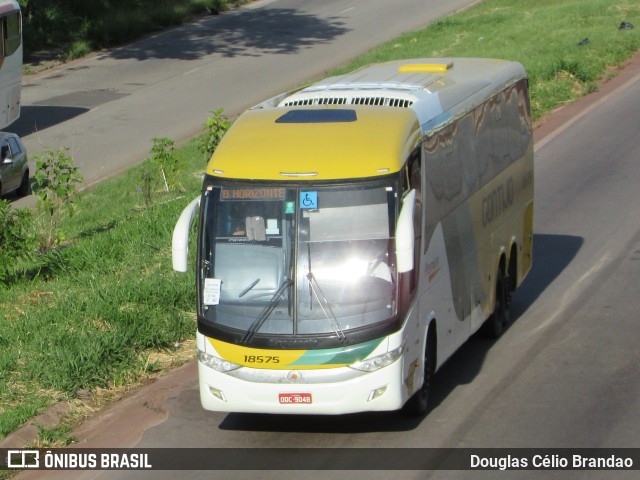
[395,189,415,273]
[172,196,201,272]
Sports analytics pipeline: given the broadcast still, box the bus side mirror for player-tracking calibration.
[172,196,201,272]
[395,189,416,273]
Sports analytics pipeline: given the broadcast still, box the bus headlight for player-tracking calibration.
[349,344,403,372]
[198,349,242,373]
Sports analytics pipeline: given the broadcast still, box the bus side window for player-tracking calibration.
[3,12,21,57]
[403,149,422,291]
[402,148,422,194]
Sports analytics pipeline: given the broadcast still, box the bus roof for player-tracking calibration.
[206,58,526,181]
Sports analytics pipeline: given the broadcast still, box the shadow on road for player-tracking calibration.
[218,234,583,434]
[9,105,89,137]
[106,8,350,61]
[425,233,584,413]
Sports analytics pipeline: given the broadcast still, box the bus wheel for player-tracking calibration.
[506,246,517,307]
[403,330,435,416]
[484,269,509,338]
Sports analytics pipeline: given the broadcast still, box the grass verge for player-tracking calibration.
[0,140,207,439]
[333,0,639,120]
[1,0,639,444]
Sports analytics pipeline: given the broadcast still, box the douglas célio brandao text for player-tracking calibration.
[470,453,634,470]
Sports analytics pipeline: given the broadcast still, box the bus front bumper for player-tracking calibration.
[198,359,407,415]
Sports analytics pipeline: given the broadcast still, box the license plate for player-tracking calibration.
[279,393,312,404]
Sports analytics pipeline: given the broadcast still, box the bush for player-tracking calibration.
[0,199,36,282]
[198,108,231,162]
[20,0,225,59]
[139,137,179,207]
[32,148,84,250]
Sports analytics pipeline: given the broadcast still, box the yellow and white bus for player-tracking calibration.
[173,58,534,415]
[0,0,21,128]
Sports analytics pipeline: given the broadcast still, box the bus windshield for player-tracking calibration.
[199,180,398,341]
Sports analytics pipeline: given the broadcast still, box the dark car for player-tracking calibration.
[0,132,28,197]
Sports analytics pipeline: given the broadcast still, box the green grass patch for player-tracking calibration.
[2,0,639,440]
[0,139,207,438]
[333,0,640,120]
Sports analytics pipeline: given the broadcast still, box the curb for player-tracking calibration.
[0,402,72,449]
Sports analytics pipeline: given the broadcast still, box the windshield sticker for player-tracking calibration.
[221,188,285,201]
[266,219,279,235]
[285,201,295,214]
[300,192,318,209]
[203,278,222,305]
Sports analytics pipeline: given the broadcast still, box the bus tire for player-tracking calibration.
[506,245,517,306]
[403,327,436,416]
[484,268,509,338]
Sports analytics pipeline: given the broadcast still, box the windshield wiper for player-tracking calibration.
[238,278,260,298]
[242,279,292,343]
[306,272,346,341]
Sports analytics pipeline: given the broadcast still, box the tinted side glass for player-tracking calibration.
[7,137,21,154]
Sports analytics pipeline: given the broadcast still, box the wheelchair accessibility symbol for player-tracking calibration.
[300,191,318,209]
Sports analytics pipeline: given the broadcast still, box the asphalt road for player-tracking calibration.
[9,0,476,208]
